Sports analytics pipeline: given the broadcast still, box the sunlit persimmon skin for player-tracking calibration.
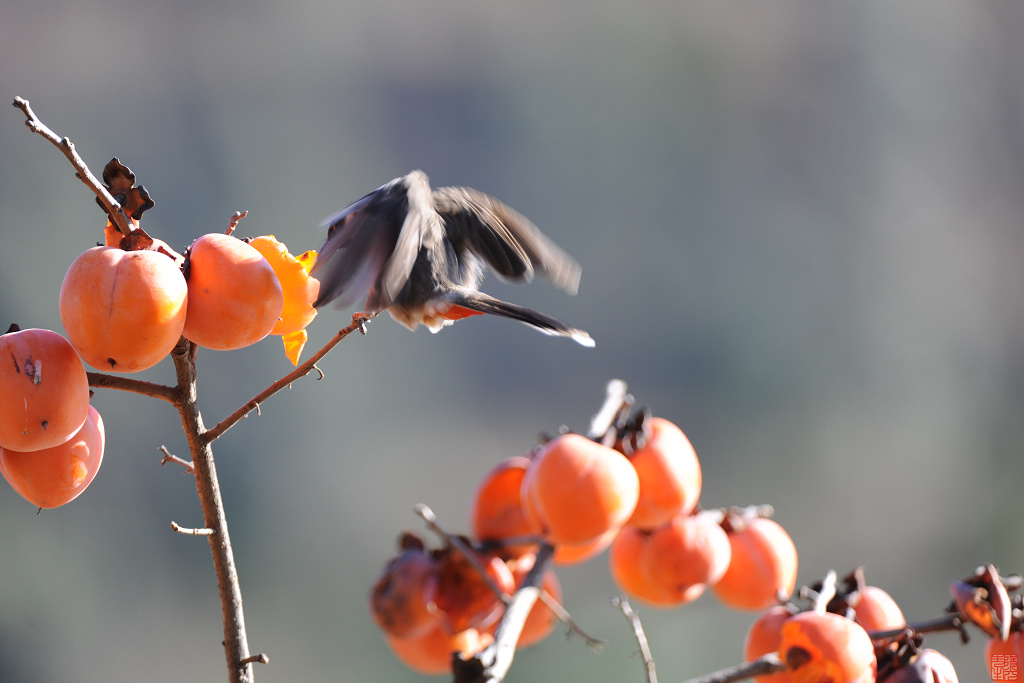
[0,405,105,508]
[712,517,798,611]
[608,524,705,607]
[384,623,492,676]
[853,586,905,632]
[370,547,438,639]
[521,433,639,546]
[778,611,876,683]
[59,246,188,372]
[552,527,618,566]
[182,233,284,351]
[247,235,319,335]
[744,605,797,683]
[643,512,732,597]
[0,328,90,452]
[625,418,702,530]
[471,456,542,557]
[882,648,958,683]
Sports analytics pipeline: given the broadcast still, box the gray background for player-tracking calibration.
[1,2,1023,681]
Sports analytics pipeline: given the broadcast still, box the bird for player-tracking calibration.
[310,170,594,347]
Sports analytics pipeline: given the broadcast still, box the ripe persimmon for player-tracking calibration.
[883,648,958,683]
[712,516,798,611]
[608,524,704,607]
[181,233,284,350]
[624,417,702,530]
[0,327,90,452]
[853,585,904,632]
[0,404,105,508]
[642,512,732,598]
[425,545,515,633]
[502,552,563,648]
[551,527,618,566]
[744,605,797,683]
[247,235,320,364]
[777,611,876,683]
[59,246,188,372]
[521,433,639,546]
[384,623,492,676]
[470,456,542,557]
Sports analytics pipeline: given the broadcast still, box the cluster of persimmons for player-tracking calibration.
[368,408,1024,682]
[0,217,321,510]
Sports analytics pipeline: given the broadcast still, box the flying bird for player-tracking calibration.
[311,170,594,347]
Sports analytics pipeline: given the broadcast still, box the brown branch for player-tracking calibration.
[159,445,195,473]
[12,96,133,235]
[679,654,787,683]
[88,371,179,403]
[613,595,657,683]
[202,314,374,443]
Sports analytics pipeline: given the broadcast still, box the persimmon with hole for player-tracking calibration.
[643,512,732,598]
[370,543,438,639]
[471,456,541,557]
[521,433,639,546]
[744,605,797,683]
[424,546,515,633]
[777,611,876,683]
[0,327,90,452]
[609,524,705,607]
[625,417,702,530]
[181,233,284,351]
[853,585,905,632]
[384,623,492,676]
[247,235,320,364]
[0,404,105,508]
[59,245,188,372]
[712,516,798,610]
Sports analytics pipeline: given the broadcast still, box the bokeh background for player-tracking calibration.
[2,2,1023,681]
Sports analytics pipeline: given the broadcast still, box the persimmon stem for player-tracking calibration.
[679,654,788,683]
[12,96,133,235]
[202,313,375,444]
[613,595,658,683]
[587,379,632,443]
[170,521,216,536]
[87,371,179,403]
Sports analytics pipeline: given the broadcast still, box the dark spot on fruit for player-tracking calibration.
[41,420,48,431]
[107,358,118,369]
[785,646,812,671]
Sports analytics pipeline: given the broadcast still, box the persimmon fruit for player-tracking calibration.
[424,546,515,634]
[0,327,90,452]
[470,456,541,557]
[642,512,732,597]
[883,648,958,683]
[853,585,904,632]
[181,233,284,350]
[521,433,639,546]
[384,623,492,676]
[712,516,798,611]
[743,605,797,683]
[501,552,563,649]
[59,245,188,372]
[608,524,705,607]
[0,404,105,508]
[625,417,702,530]
[370,544,438,639]
[777,611,876,683]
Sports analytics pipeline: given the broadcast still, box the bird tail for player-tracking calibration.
[446,290,595,347]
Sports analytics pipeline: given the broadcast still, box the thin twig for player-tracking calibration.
[170,521,216,536]
[587,379,632,442]
[537,590,605,649]
[679,653,788,683]
[12,96,132,235]
[226,210,248,235]
[159,445,195,473]
[88,371,179,403]
[202,314,375,443]
[613,595,657,683]
[239,654,269,666]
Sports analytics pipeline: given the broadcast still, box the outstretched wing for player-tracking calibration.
[432,186,581,295]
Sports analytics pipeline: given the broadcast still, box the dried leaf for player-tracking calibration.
[96,158,154,223]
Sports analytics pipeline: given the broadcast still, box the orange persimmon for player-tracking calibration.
[778,611,876,683]
[59,246,188,372]
[643,512,732,598]
[853,585,905,632]
[470,456,542,557]
[384,623,492,676]
[0,327,90,452]
[713,517,798,611]
[744,605,797,683]
[625,417,702,530]
[609,524,704,607]
[0,404,105,508]
[182,233,284,350]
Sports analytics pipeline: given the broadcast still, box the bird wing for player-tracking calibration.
[432,186,582,295]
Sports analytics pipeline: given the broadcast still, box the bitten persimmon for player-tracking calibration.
[778,611,876,683]
[642,512,732,599]
[181,233,284,351]
[370,544,438,639]
[424,546,515,634]
[0,404,105,508]
[712,516,798,611]
[521,433,639,546]
[744,605,797,683]
[625,417,702,530]
[853,586,905,632]
[247,235,320,364]
[470,456,542,557]
[59,245,188,372]
[0,327,90,452]
[384,623,492,676]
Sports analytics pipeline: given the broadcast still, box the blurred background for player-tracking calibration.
[2,1,1023,681]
